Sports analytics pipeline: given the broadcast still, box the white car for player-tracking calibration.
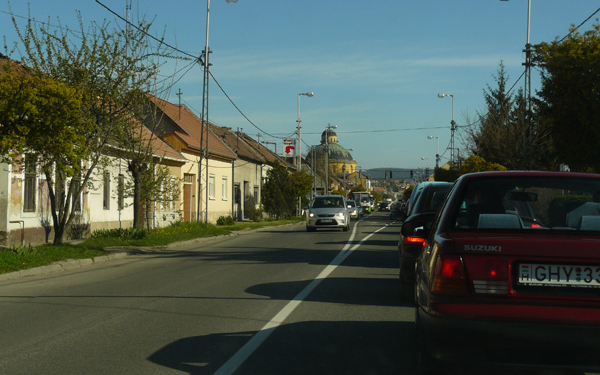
[346,200,359,220]
[306,195,350,232]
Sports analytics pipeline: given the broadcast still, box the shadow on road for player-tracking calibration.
[148,320,417,375]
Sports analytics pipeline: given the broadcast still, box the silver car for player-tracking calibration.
[306,195,350,232]
[346,199,359,220]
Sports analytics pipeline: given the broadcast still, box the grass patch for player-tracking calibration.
[0,217,304,275]
[0,244,106,274]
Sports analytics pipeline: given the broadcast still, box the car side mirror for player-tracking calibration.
[402,220,424,237]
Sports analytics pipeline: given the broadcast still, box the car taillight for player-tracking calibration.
[432,255,469,295]
[404,236,426,246]
[465,257,510,295]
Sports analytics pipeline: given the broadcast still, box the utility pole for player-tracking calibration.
[176,88,183,119]
[523,0,533,168]
[296,92,314,170]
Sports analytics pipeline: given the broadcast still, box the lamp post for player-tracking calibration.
[297,92,314,170]
[437,93,455,168]
[421,157,430,181]
[427,135,439,168]
[197,0,238,223]
[501,0,533,168]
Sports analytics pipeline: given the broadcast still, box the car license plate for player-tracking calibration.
[320,219,334,224]
[518,263,600,288]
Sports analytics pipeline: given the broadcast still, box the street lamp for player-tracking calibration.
[197,0,238,223]
[427,135,439,168]
[437,93,456,168]
[421,157,429,169]
[297,92,314,170]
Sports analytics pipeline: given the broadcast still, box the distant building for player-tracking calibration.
[306,129,357,192]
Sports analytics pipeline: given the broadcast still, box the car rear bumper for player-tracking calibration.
[418,306,600,372]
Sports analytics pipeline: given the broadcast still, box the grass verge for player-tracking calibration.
[0,217,304,275]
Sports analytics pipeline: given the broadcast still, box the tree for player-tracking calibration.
[289,169,313,208]
[459,155,507,176]
[463,61,552,170]
[4,13,162,242]
[464,62,523,169]
[0,68,87,163]
[534,24,600,172]
[262,162,295,219]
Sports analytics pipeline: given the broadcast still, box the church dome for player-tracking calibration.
[328,143,353,162]
[305,141,354,162]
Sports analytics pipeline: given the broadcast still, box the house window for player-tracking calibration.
[253,185,259,203]
[23,155,37,212]
[118,174,125,211]
[103,171,110,210]
[209,175,215,199]
[222,177,228,200]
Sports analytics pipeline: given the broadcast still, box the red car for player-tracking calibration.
[415,171,600,374]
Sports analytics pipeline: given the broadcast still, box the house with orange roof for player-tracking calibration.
[146,96,238,223]
[210,127,267,220]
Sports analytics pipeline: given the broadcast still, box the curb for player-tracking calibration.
[0,222,304,282]
[0,252,131,282]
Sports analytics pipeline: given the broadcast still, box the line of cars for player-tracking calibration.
[398,171,600,374]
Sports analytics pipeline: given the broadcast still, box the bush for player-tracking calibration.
[216,215,235,226]
[90,227,148,240]
[67,223,90,240]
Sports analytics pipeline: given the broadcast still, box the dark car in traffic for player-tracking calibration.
[414,171,600,374]
[398,182,452,300]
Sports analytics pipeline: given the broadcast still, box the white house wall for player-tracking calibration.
[201,156,235,223]
[87,158,135,233]
[176,151,234,224]
[232,160,262,221]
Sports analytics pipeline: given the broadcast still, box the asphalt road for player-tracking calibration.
[0,211,415,375]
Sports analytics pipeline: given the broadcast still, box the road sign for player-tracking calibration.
[283,139,295,157]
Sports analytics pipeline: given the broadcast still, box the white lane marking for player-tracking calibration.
[213,222,390,375]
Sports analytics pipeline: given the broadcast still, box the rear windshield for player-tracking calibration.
[451,176,600,233]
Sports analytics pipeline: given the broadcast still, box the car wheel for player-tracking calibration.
[343,223,349,232]
[416,314,446,375]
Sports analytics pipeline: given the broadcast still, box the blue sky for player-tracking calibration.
[1,0,597,170]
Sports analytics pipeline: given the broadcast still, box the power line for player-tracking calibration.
[95,0,286,142]
[208,70,285,139]
[558,6,600,43]
[302,126,449,136]
[94,0,199,60]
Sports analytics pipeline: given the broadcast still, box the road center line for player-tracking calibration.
[213,222,390,375]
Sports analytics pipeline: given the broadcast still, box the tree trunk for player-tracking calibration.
[129,161,146,229]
